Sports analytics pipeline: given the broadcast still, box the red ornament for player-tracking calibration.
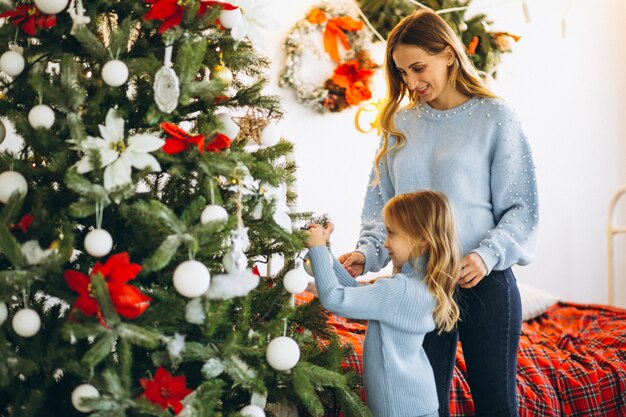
[161,122,205,155]
[205,133,232,153]
[140,367,193,415]
[64,252,151,325]
[10,213,34,233]
[252,265,261,276]
[0,5,56,36]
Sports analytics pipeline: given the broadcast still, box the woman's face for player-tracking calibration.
[392,43,455,109]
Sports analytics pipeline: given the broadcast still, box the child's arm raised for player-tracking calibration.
[308,245,406,321]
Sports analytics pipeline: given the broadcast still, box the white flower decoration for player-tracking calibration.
[74,108,164,190]
[228,0,275,47]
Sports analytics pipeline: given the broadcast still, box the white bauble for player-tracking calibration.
[458,21,468,31]
[71,384,100,413]
[219,8,243,29]
[240,404,266,417]
[12,308,41,338]
[266,336,300,371]
[102,60,129,87]
[28,104,55,129]
[216,112,239,139]
[210,65,233,86]
[260,123,281,147]
[0,119,6,144]
[84,229,113,258]
[173,260,211,298]
[282,269,308,295]
[200,204,228,225]
[0,50,25,77]
[0,302,7,326]
[0,170,28,204]
[34,0,70,14]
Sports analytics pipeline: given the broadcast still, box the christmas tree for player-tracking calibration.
[0,1,369,416]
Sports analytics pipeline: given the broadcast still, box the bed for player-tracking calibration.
[294,287,626,416]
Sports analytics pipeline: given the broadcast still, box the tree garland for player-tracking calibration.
[280,3,378,113]
[357,0,520,77]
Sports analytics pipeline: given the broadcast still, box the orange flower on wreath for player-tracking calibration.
[468,35,479,56]
[331,60,373,105]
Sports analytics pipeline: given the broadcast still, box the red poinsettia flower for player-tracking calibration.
[161,122,206,155]
[0,5,57,36]
[144,0,185,34]
[144,0,235,34]
[140,367,193,415]
[205,133,232,152]
[331,60,373,105]
[64,252,151,326]
[10,213,34,233]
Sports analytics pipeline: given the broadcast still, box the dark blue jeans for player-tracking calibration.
[423,268,522,417]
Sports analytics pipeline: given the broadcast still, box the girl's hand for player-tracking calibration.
[459,253,487,288]
[338,251,366,277]
[306,223,334,248]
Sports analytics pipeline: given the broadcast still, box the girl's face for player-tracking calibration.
[391,43,455,110]
[384,221,425,268]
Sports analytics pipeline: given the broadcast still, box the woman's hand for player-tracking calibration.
[459,252,488,288]
[338,251,366,277]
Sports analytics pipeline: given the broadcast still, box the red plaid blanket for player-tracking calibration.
[296,293,626,416]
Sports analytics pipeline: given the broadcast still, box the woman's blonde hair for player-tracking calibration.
[374,9,497,185]
[383,190,461,333]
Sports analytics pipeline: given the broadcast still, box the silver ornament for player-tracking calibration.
[153,66,180,113]
[153,45,180,113]
[0,119,6,144]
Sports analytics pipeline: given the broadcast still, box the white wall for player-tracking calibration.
[264,0,626,306]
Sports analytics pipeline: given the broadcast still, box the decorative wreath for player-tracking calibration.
[280,3,378,113]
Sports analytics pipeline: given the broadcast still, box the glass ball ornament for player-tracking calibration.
[210,65,233,86]
[28,104,55,129]
[34,0,70,14]
[283,268,308,294]
[0,302,7,326]
[71,384,100,413]
[0,50,25,77]
[200,204,228,225]
[219,8,243,29]
[12,308,41,338]
[102,59,129,87]
[215,112,239,139]
[84,229,113,258]
[173,260,211,298]
[260,122,281,147]
[266,336,300,371]
[0,170,28,204]
[459,21,468,31]
[240,405,266,417]
[0,119,6,144]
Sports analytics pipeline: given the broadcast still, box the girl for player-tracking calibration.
[307,190,461,417]
[338,9,538,417]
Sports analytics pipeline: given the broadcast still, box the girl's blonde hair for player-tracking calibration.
[383,190,461,333]
[374,9,497,185]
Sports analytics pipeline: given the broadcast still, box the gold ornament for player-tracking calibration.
[234,109,274,145]
[210,65,233,86]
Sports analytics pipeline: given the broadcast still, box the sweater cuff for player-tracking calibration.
[308,246,335,279]
[471,246,500,275]
[355,242,379,274]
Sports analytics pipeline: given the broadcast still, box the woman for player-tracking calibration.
[339,9,538,417]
